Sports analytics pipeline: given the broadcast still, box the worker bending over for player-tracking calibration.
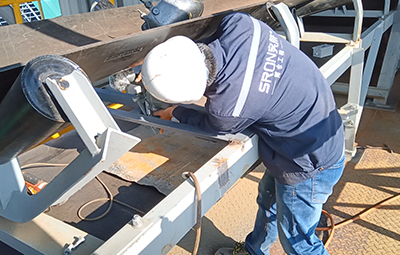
[140,12,345,255]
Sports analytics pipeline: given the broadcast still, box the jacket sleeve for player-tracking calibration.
[173,106,254,135]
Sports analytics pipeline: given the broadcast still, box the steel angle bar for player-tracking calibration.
[0,213,103,255]
[360,24,383,104]
[360,8,395,46]
[95,87,138,107]
[361,18,386,49]
[374,0,400,105]
[347,47,365,127]
[332,82,389,99]
[309,0,362,45]
[295,0,353,17]
[340,46,364,157]
[300,32,352,43]
[304,4,394,45]
[319,46,353,85]
[108,108,251,142]
[312,10,384,18]
[92,134,259,255]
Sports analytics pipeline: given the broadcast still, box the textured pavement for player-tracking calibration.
[169,103,400,255]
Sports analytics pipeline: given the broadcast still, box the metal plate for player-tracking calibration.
[105,125,227,195]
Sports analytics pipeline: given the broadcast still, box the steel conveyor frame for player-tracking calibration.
[1,1,400,254]
[313,0,400,107]
[307,0,400,155]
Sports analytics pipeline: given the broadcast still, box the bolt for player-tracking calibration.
[64,236,85,255]
[152,7,160,15]
[58,79,70,90]
[130,214,143,228]
[137,9,147,18]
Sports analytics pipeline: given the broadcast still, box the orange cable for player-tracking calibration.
[317,193,400,247]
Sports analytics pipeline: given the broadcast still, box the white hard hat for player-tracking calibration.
[141,36,208,104]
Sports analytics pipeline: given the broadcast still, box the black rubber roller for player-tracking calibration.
[0,55,85,164]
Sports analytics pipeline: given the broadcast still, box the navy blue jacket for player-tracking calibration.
[173,13,344,185]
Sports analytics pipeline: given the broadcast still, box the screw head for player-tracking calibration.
[130,214,143,228]
[152,7,160,15]
[58,79,70,90]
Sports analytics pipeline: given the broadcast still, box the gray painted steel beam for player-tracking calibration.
[332,82,390,99]
[0,213,103,255]
[108,108,251,143]
[312,10,384,18]
[374,1,400,105]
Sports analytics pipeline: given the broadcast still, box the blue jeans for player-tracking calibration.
[245,155,345,255]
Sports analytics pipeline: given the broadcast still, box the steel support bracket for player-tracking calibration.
[0,68,141,223]
[339,103,359,157]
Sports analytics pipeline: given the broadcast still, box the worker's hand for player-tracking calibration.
[153,106,178,134]
[153,105,178,121]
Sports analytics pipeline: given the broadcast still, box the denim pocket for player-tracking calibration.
[311,156,345,203]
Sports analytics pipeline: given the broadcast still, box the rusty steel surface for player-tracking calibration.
[105,125,227,195]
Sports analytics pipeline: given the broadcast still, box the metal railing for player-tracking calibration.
[20,2,41,22]
[0,0,43,24]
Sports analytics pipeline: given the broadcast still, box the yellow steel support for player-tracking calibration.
[11,2,23,23]
[109,0,115,5]
[36,0,43,19]
[0,0,43,24]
